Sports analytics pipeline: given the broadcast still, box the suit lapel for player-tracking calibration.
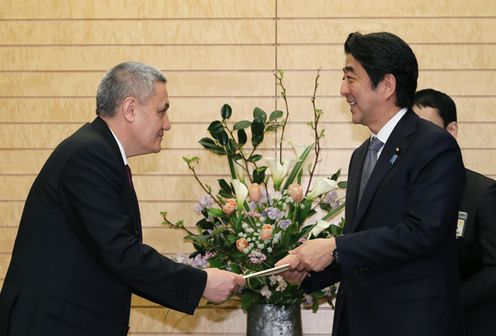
[349,110,418,232]
[90,117,143,240]
[345,142,367,234]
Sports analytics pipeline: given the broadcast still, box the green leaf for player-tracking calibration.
[209,254,226,269]
[226,233,237,245]
[282,144,314,190]
[250,119,265,147]
[237,129,247,145]
[319,203,332,212]
[219,190,234,198]
[182,156,199,165]
[253,107,267,123]
[221,104,232,120]
[196,218,214,230]
[233,120,252,130]
[252,166,267,184]
[241,290,262,312]
[208,120,228,145]
[208,120,223,135]
[207,208,224,217]
[265,124,281,132]
[269,110,284,121]
[199,138,226,155]
[338,181,347,189]
[218,179,232,193]
[322,202,346,221]
[229,262,242,274]
[248,154,263,163]
[330,169,341,181]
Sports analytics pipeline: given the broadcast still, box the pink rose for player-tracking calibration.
[236,238,249,252]
[248,183,262,202]
[288,183,304,202]
[260,224,273,240]
[222,199,236,215]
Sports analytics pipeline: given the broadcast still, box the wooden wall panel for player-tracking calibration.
[277,0,496,17]
[0,21,275,46]
[0,46,275,71]
[1,1,494,335]
[0,0,276,19]
[0,72,276,97]
[278,45,496,70]
[277,19,496,44]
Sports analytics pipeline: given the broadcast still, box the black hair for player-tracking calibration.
[344,32,418,108]
[414,88,457,127]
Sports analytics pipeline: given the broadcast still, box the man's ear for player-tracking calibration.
[381,73,396,100]
[121,96,136,122]
[446,121,458,138]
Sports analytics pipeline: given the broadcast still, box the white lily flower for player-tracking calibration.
[232,179,248,209]
[289,140,308,160]
[308,220,331,238]
[307,177,338,200]
[234,163,245,183]
[267,158,295,191]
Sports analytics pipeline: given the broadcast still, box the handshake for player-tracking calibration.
[200,237,337,302]
[275,237,337,284]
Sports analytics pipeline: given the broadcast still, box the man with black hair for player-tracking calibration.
[414,88,496,336]
[277,32,465,336]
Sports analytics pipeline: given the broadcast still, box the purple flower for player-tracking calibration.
[279,219,292,229]
[324,191,339,208]
[193,195,214,214]
[191,254,209,268]
[267,207,283,220]
[248,250,267,264]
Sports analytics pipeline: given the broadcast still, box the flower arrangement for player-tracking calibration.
[162,71,346,312]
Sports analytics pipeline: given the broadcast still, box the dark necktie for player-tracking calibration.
[358,137,383,204]
[125,164,134,189]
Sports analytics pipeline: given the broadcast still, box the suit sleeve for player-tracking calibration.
[337,133,465,276]
[461,182,496,308]
[60,145,207,315]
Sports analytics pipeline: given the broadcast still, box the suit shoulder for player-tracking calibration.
[465,169,496,193]
[415,118,459,149]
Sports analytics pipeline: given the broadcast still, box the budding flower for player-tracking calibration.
[222,198,236,215]
[287,183,304,202]
[248,183,262,202]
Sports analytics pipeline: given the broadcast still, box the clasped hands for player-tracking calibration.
[202,237,336,302]
[275,237,336,284]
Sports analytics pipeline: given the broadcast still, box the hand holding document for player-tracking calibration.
[243,264,290,279]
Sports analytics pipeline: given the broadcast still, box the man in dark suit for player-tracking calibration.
[0,62,245,336]
[277,32,465,335]
[413,88,496,336]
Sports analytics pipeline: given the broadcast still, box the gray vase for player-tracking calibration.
[247,303,302,336]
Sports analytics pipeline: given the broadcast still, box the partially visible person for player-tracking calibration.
[276,32,465,336]
[0,62,245,336]
[414,88,496,336]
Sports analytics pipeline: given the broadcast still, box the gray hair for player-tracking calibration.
[96,62,166,117]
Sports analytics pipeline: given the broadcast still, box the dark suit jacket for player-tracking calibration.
[0,117,207,336]
[303,110,465,336]
[458,169,496,336]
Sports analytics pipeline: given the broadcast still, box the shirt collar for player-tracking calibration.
[108,127,128,165]
[372,107,408,145]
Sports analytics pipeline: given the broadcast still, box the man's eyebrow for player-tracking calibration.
[343,66,354,73]
[161,102,170,111]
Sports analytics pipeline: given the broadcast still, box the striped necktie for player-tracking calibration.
[358,137,383,204]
